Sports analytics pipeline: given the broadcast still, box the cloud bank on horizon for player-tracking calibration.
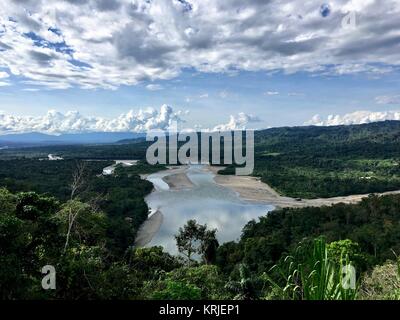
[0,105,259,134]
[0,0,399,89]
[306,111,400,126]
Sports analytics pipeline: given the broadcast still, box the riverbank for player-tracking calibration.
[163,172,194,189]
[209,166,400,208]
[135,164,400,249]
[134,210,164,247]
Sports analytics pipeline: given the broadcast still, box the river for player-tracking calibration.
[143,165,274,254]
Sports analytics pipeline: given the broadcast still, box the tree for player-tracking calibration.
[327,239,367,271]
[56,200,107,252]
[0,191,62,299]
[70,161,87,200]
[225,264,261,300]
[175,219,219,263]
[168,265,228,299]
[150,280,202,300]
[202,232,220,265]
[128,247,182,278]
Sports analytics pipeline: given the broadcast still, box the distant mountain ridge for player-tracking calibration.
[1,120,400,148]
[0,132,145,147]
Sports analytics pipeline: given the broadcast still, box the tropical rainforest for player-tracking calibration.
[1,121,400,300]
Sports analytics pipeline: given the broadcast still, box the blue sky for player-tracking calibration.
[0,0,399,133]
[1,69,399,129]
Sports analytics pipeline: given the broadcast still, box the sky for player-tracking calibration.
[0,0,399,134]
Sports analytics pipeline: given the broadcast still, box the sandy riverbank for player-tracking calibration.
[209,166,400,208]
[134,210,163,247]
[134,165,400,248]
[163,172,194,189]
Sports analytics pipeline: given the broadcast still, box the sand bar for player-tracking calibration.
[134,210,163,247]
[135,165,400,248]
[209,166,400,208]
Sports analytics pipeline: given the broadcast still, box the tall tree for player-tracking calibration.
[175,219,219,264]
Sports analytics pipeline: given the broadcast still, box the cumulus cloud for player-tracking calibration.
[0,105,262,134]
[305,110,400,126]
[1,0,399,89]
[213,113,261,131]
[0,104,185,134]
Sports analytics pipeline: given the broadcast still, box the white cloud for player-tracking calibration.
[305,110,400,126]
[213,112,261,131]
[0,104,185,134]
[0,81,10,87]
[265,91,279,96]
[0,72,9,79]
[145,84,163,91]
[0,104,262,134]
[375,95,400,105]
[2,0,397,89]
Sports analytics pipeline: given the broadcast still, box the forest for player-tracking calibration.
[1,121,400,198]
[1,121,400,299]
[2,185,400,300]
[224,121,400,198]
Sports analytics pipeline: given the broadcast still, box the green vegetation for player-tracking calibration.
[0,159,160,258]
[221,121,400,198]
[1,189,400,299]
[0,139,150,161]
[264,238,358,300]
[175,219,219,264]
[1,121,400,300]
[2,121,400,199]
[0,159,110,200]
[360,260,400,300]
[216,195,400,275]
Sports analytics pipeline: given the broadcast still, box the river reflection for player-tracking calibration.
[145,165,274,254]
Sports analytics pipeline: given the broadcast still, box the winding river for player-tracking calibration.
[143,165,274,254]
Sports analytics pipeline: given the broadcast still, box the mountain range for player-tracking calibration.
[0,132,146,148]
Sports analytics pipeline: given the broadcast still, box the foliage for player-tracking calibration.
[217,195,400,275]
[2,120,400,299]
[149,280,202,300]
[264,238,358,300]
[360,259,400,300]
[0,158,157,258]
[175,219,219,264]
[0,159,109,200]
[128,246,182,279]
[0,189,179,300]
[327,239,367,270]
[145,265,228,300]
[221,121,400,198]
[225,264,263,300]
[55,200,108,249]
[3,121,400,198]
